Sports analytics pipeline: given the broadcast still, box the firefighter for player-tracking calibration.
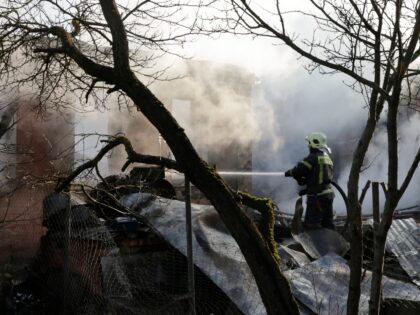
[285,132,335,230]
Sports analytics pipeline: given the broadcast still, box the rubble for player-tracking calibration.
[121,192,266,315]
[291,228,350,259]
[284,253,420,315]
[5,173,419,314]
[383,218,420,287]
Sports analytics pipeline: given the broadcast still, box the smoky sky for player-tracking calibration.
[251,67,420,214]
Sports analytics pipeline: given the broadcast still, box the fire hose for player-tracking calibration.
[330,180,349,235]
[297,180,349,235]
[217,171,349,234]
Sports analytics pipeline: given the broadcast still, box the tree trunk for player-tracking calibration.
[346,112,379,315]
[346,198,363,315]
[369,198,398,314]
[368,8,420,312]
[368,223,387,315]
[121,73,300,315]
[369,92,400,314]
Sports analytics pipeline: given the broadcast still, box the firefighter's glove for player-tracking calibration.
[284,170,292,177]
[297,177,307,186]
[298,189,308,196]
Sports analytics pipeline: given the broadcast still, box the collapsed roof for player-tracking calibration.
[120,193,420,314]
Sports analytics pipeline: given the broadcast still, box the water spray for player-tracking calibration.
[218,171,285,176]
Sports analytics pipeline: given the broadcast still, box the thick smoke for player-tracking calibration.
[341,110,420,213]
[161,60,260,150]
[185,13,420,216]
[251,66,420,214]
[252,68,367,214]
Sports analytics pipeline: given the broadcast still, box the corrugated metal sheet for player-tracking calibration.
[120,193,420,315]
[278,244,311,268]
[284,253,420,315]
[292,228,350,259]
[121,193,266,315]
[386,218,420,287]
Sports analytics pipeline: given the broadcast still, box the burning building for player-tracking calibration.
[0,59,258,263]
[108,60,257,199]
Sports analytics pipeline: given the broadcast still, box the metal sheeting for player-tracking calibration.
[292,228,350,259]
[121,193,266,315]
[278,245,311,268]
[386,218,420,287]
[284,253,420,315]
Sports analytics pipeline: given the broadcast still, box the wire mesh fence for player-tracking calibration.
[22,191,247,314]
[0,171,419,314]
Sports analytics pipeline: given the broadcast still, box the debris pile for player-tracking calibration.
[3,167,420,314]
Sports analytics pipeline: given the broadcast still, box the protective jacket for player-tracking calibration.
[287,149,334,197]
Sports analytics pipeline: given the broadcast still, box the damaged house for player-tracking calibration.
[108,60,257,201]
[0,97,74,265]
[0,59,419,315]
[0,60,264,313]
[7,182,419,314]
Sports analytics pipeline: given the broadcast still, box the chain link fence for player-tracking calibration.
[0,172,419,314]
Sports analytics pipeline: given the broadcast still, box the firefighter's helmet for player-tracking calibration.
[305,132,328,150]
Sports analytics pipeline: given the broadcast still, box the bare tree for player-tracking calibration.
[222,0,420,314]
[0,1,300,314]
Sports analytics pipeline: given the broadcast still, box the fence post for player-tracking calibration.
[372,182,380,229]
[63,190,71,314]
[184,176,196,315]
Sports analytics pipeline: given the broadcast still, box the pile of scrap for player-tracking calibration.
[117,194,328,313]
[284,253,420,314]
[8,166,419,314]
[385,218,420,287]
[121,192,420,314]
[25,193,136,314]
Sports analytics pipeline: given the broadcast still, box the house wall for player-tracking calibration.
[108,60,256,199]
[0,98,74,264]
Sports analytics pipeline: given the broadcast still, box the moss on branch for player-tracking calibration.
[236,191,280,263]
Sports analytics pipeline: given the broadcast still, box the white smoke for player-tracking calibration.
[184,9,420,216]
[246,65,368,213]
[252,66,420,215]
[345,110,420,214]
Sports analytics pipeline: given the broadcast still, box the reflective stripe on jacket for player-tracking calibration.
[288,149,335,196]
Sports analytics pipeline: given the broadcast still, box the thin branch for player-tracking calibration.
[55,135,181,192]
[397,146,420,200]
[359,180,371,205]
[235,0,389,99]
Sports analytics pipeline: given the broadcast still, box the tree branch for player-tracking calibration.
[234,0,389,100]
[99,0,130,74]
[47,25,116,84]
[398,146,420,200]
[55,134,280,262]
